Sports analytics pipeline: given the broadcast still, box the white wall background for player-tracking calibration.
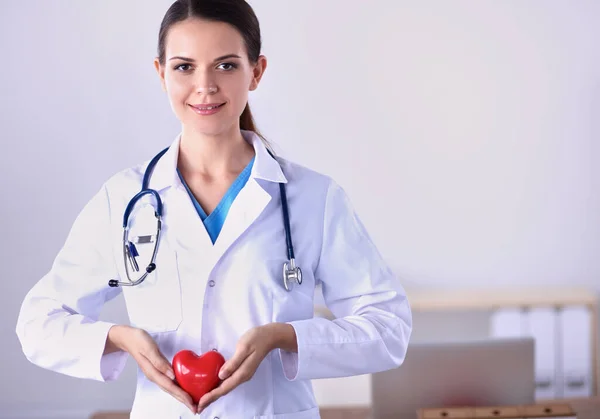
[1,1,599,417]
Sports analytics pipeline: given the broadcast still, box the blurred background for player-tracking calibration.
[1,1,599,417]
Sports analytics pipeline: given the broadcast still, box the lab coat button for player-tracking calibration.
[208,280,215,287]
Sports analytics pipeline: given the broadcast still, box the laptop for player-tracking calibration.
[371,338,536,419]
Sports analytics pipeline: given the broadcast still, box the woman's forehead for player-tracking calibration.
[165,19,246,60]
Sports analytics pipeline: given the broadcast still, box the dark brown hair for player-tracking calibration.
[158,0,270,147]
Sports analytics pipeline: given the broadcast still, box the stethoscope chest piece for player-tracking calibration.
[283,258,302,291]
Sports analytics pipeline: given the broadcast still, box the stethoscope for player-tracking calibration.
[108,146,302,291]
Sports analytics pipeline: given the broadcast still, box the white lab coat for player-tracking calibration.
[15,130,412,419]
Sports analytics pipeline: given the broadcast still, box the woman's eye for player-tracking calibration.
[218,62,237,71]
[174,64,192,72]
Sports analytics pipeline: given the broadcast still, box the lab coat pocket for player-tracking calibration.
[253,407,320,419]
[121,236,183,334]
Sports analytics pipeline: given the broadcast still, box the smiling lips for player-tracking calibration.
[189,102,226,115]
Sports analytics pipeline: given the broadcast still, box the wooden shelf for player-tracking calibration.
[403,287,598,312]
[314,287,598,316]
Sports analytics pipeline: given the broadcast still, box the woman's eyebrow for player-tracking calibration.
[169,54,242,62]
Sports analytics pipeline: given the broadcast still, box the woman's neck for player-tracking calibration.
[177,125,255,179]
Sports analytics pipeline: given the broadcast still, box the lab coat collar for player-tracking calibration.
[242,129,288,184]
[146,130,287,192]
[145,134,181,192]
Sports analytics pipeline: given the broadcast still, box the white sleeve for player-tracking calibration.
[279,180,412,381]
[15,184,129,382]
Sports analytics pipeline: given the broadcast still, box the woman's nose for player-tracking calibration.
[197,85,218,94]
[195,71,218,95]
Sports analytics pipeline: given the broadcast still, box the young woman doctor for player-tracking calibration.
[16,0,412,417]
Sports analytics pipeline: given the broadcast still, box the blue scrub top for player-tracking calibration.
[177,156,255,244]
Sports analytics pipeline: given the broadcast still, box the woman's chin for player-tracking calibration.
[183,119,237,138]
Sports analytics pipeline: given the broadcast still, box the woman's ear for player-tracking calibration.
[249,55,268,91]
[154,58,167,92]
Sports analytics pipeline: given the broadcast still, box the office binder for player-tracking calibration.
[560,305,592,398]
[522,308,558,400]
[490,308,525,338]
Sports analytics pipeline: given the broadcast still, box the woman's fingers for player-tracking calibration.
[145,347,176,380]
[198,350,259,411]
[137,353,197,414]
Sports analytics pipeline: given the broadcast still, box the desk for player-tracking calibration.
[91,398,600,419]
[319,397,600,419]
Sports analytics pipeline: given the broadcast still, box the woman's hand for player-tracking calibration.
[197,323,297,413]
[106,325,197,415]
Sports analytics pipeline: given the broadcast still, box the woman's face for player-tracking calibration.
[154,18,266,137]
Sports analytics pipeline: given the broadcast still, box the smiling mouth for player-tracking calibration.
[189,103,226,111]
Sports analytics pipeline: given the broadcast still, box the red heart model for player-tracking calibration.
[172,349,226,404]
